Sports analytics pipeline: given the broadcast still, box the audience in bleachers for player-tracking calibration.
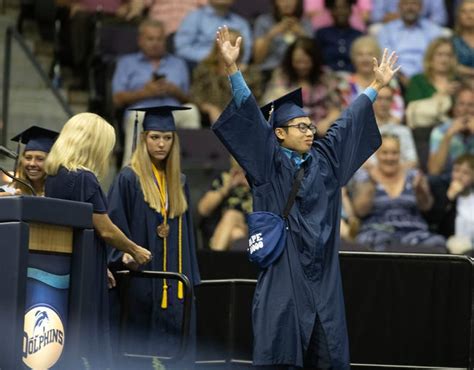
[197,158,252,250]
[452,0,474,86]
[262,36,341,136]
[139,0,207,36]
[253,0,313,80]
[190,28,262,125]
[56,0,142,89]
[338,36,405,121]
[370,86,418,169]
[40,0,473,254]
[304,0,371,32]
[352,134,446,251]
[443,154,474,254]
[370,0,447,26]
[405,37,458,129]
[376,0,445,86]
[314,0,363,72]
[174,0,252,67]
[112,19,200,166]
[427,87,474,175]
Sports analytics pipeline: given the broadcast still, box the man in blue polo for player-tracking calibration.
[212,26,400,369]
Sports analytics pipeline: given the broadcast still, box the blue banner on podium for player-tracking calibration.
[23,253,71,369]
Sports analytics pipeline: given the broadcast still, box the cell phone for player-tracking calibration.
[152,72,166,81]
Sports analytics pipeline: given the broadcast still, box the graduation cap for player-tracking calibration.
[260,88,307,128]
[128,105,191,153]
[11,126,59,153]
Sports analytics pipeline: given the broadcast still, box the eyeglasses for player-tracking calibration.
[281,122,317,135]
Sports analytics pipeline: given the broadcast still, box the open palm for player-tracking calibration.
[373,48,401,87]
[216,26,242,67]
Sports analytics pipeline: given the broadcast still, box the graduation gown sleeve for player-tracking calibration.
[106,167,138,269]
[315,94,381,186]
[212,95,276,186]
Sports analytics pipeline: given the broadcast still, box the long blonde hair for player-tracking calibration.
[130,131,187,217]
[45,113,115,179]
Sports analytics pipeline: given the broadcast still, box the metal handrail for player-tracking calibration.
[114,270,193,362]
[2,26,73,145]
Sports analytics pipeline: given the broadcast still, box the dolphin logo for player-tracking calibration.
[33,310,49,332]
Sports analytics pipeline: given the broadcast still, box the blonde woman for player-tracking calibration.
[0,126,57,196]
[405,37,460,103]
[338,35,405,121]
[44,112,151,368]
[107,106,200,368]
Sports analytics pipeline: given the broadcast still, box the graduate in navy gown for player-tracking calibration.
[212,26,400,369]
[44,112,152,369]
[0,126,58,196]
[107,106,201,369]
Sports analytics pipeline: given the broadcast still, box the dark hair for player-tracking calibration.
[272,0,304,21]
[324,0,356,9]
[281,37,323,85]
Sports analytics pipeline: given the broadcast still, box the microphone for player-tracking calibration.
[0,166,36,196]
[0,145,18,160]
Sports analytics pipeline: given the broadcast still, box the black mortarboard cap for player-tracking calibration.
[260,88,307,128]
[11,125,59,153]
[128,105,191,153]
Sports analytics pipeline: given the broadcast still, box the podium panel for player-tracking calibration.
[0,196,94,370]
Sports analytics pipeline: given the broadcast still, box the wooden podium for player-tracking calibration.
[0,196,95,369]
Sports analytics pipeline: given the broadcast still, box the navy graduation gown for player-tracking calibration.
[212,93,381,368]
[107,167,200,365]
[45,167,113,369]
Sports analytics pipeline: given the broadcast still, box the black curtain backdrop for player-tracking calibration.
[196,250,474,368]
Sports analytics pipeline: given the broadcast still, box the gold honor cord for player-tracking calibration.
[178,215,183,300]
[152,165,184,308]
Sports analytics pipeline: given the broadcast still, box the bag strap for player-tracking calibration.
[283,167,304,219]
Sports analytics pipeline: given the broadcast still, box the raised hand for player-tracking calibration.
[372,48,401,89]
[216,25,242,71]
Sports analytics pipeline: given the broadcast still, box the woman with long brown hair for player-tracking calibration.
[107,105,200,369]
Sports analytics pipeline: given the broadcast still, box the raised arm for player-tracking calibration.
[370,48,401,94]
[216,26,242,76]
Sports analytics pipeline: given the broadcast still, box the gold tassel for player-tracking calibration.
[178,281,184,300]
[178,215,183,300]
[161,282,168,309]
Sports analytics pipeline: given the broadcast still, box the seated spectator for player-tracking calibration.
[338,36,405,120]
[405,37,459,128]
[314,0,363,72]
[253,0,313,80]
[370,0,447,26]
[174,0,252,67]
[140,0,207,36]
[443,154,474,254]
[304,0,371,32]
[190,29,263,125]
[197,158,252,250]
[376,0,444,86]
[57,0,142,89]
[340,186,360,242]
[262,36,341,136]
[453,0,474,86]
[352,133,446,250]
[370,86,418,168]
[112,19,200,166]
[428,87,474,175]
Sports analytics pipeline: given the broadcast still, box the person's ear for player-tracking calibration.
[275,128,286,140]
